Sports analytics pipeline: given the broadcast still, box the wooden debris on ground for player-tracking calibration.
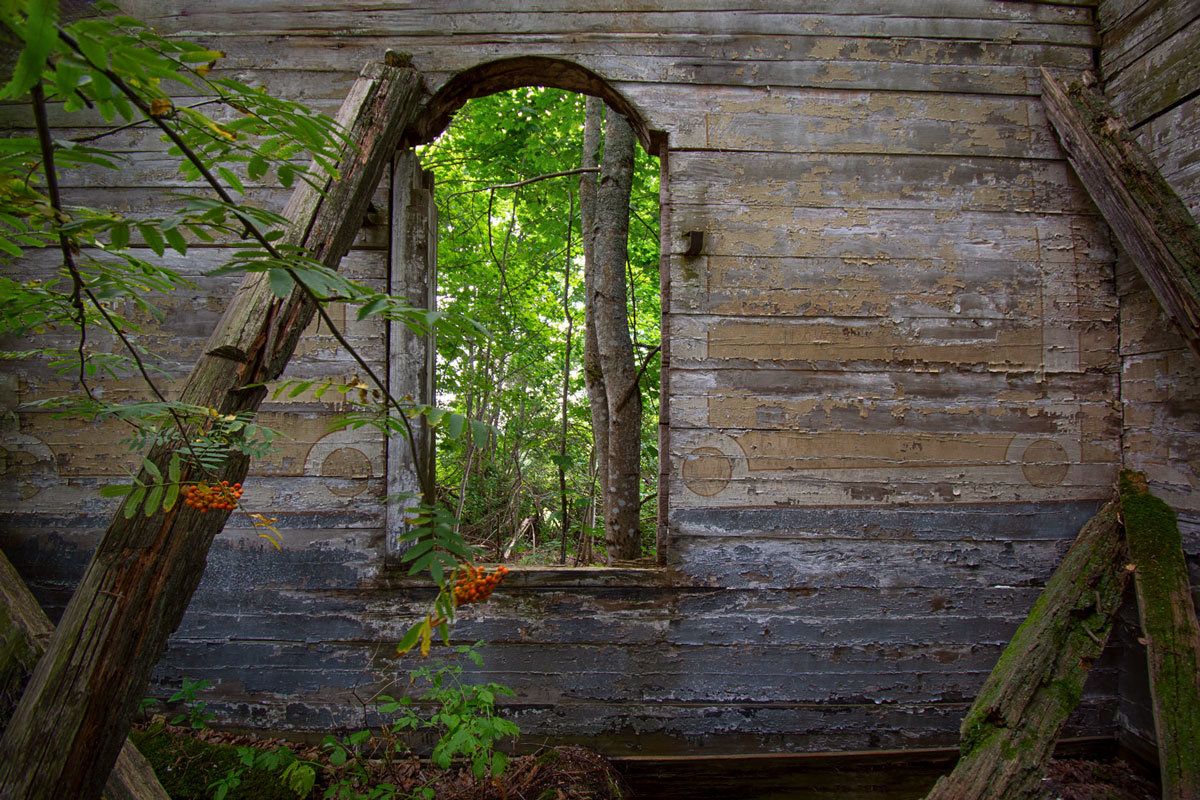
[1118,470,1200,800]
[926,469,1200,799]
[923,500,1129,800]
[134,720,627,800]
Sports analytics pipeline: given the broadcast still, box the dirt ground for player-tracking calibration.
[134,721,1161,800]
[1038,757,1159,800]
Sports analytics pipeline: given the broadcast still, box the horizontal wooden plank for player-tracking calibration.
[1098,0,1200,77]
[131,6,1097,44]
[670,312,1118,372]
[1098,0,1147,32]
[671,393,1117,437]
[669,151,1093,213]
[1104,14,1200,125]
[655,88,1063,157]
[666,205,1114,262]
[425,57,1050,97]
[665,451,1117,508]
[6,407,384,478]
[184,32,1093,75]
[135,0,1096,24]
[669,501,1104,542]
[0,475,388,521]
[670,427,1115,472]
[669,253,1116,322]
[668,363,1119,402]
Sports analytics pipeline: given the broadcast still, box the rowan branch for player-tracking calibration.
[29,82,94,403]
[69,99,222,143]
[57,26,432,490]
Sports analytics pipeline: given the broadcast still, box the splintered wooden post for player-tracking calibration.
[1118,470,1200,800]
[0,552,169,800]
[924,500,1128,800]
[0,63,425,800]
[1040,67,1200,361]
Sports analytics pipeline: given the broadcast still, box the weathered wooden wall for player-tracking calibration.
[1095,0,1200,760]
[0,1,1150,754]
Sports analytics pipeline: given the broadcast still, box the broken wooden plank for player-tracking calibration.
[0,552,169,800]
[0,61,425,800]
[923,499,1128,800]
[1040,67,1200,361]
[1118,469,1200,800]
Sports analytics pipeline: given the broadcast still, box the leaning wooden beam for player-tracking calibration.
[1118,470,1200,800]
[1040,67,1200,361]
[0,553,169,800]
[924,500,1129,800]
[0,62,425,800]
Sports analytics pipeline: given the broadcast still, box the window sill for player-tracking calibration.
[375,562,671,590]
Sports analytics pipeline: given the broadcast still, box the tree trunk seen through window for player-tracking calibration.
[581,101,642,562]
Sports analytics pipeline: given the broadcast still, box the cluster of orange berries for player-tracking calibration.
[453,565,509,606]
[183,481,243,513]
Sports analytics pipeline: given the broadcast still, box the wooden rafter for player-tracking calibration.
[1040,67,1200,362]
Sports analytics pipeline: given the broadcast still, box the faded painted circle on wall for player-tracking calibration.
[1020,439,1070,487]
[683,446,733,496]
[321,447,372,496]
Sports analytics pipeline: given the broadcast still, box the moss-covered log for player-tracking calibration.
[1040,67,1200,361]
[0,551,168,800]
[1119,470,1200,800]
[924,500,1128,800]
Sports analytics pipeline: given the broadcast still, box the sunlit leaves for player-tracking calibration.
[417,87,660,559]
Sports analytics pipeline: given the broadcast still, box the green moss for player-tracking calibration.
[1118,470,1200,784]
[1048,677,1084,712]
[960,715,1002,758]
[129,727,300,800]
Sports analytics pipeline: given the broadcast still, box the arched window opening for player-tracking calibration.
[391,72,663,566]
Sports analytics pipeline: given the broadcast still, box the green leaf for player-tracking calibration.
[177,48,224,63]
[246,155,268,180]
[287,381,312,398]
[355,295,388,320]
[163,480,179,511]
[2,0,58,100]
[217,166,244,195]
[144,482,163,516]
[137,223,165,256]
[277,163,294,188]
[401,538,436,562]
[125,485,145,518]
[445,413,464,440]
[141,457,162,481]
[470,420,490,448]
[267,268,293,298]
[99,483,134,498]
[163,226,187,255]
[109,222,129,249]
[168,453,181,483]
[396,621,422,655]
